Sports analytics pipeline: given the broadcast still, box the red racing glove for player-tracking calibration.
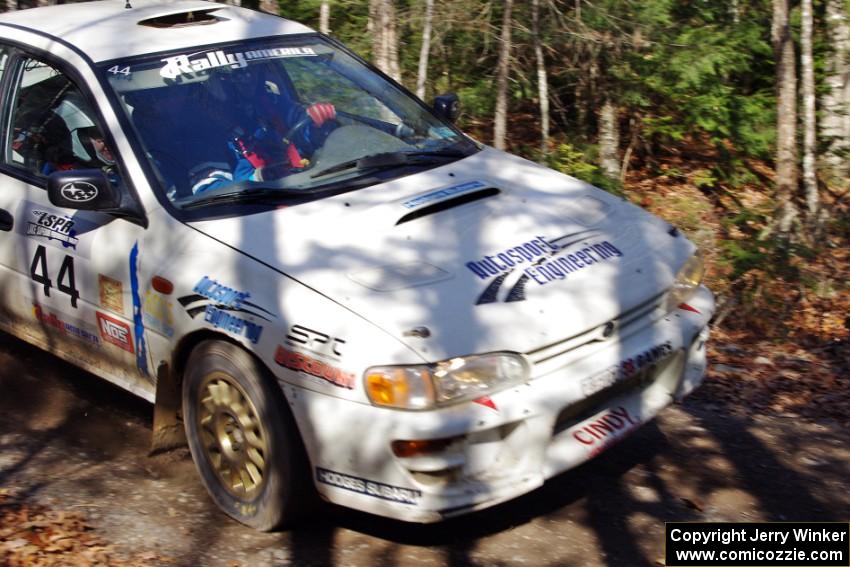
[306,102,336,127]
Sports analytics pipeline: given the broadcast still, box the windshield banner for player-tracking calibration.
[160,46,318,79]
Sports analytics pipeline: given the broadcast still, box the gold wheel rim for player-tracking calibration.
[197,371,269,500]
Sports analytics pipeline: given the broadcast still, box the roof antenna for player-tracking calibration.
[125,0,132,8]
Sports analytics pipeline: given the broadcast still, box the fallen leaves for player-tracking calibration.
[0,490,168,566]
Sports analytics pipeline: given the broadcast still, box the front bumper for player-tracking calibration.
[287,285,714,522]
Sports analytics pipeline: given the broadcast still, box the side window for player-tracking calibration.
[4,57,119,184]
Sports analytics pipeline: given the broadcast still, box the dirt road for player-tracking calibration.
[1,331,848,567]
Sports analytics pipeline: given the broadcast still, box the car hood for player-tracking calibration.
[188,148,695,361]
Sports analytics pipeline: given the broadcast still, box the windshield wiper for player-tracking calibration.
[179,186,305,210]
[311,149,469,179]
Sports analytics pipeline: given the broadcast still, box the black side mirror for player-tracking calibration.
[47,169,119,211]
[433,93,460,123]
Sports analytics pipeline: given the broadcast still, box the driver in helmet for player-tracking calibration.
[191,64,337,195]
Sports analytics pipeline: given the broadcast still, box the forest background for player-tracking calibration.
[1,0,848,419]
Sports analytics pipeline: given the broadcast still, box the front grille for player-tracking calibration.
[527,291,665,368]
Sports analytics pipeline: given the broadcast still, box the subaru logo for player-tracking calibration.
[60,181,98,203]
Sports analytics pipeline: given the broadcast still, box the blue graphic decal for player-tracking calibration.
[129,242,149,377]
[402,181,486,210]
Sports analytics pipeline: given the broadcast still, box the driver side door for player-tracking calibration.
[0,50,153,393]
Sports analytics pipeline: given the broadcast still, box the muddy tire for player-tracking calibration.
[182,340,308,531]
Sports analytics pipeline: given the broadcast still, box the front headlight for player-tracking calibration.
[365,352,530,410]
[664,251,705,312]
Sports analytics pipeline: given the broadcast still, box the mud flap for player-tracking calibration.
[150,362,187,455]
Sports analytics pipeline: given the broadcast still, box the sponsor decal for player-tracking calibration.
[468,231,624,304]
[60,181,98,203]
[274,346,355,389]
[285,324,345,359]
[178,276,274,345]
[26,209,78,249]
[96,312,134,353]
[316,468,421,505]
[402,181,486,209]
[98,274,124,314]
[17,202,100,257]
[160,47,317,79]
[129,243,149,377]
[32,304,99,346]
[580,340,674,397]
[143,290,174,337]
[570,406,640,456]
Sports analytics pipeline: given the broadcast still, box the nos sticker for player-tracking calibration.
[97,312,134,353]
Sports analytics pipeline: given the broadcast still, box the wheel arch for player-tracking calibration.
[150,330,307,457]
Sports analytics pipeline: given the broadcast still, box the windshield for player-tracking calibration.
[101,36,475,209]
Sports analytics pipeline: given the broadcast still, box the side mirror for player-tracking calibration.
[433,93,460,123]
[47,169,120,211]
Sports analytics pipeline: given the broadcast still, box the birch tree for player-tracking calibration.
[416,0,435,100]
[801,0,817,222]
[532,0,550,156]
[820,0,850,182]
[319,0,330,35]
[493,0,513,150]
[369,0,401,82]
[599,98,620,179]
[771,0,798,234]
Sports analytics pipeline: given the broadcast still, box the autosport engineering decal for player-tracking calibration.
[467,231,625,304]
[315,468,421,505]
[96,311,134,353]
[178,276,275,345]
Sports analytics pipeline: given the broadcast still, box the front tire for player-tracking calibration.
[182,340,308,531]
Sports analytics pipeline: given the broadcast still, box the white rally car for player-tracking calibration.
[0,0,713,530]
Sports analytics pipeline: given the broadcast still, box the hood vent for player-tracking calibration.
[395,187,500,226]
[138,9,223,28]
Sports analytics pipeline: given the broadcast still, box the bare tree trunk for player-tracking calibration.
[772,0,799,234]
[532,0,550,157]
[416,0,434,100]
[493,0,513,150]
[259,0,277,14]
[319,0,330,34]
[599,98,620,179]
[384,0,401,82]
[801,0,818,223]
[820,0,850,182]
[370,0,401,82]
[1,0,15,12]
